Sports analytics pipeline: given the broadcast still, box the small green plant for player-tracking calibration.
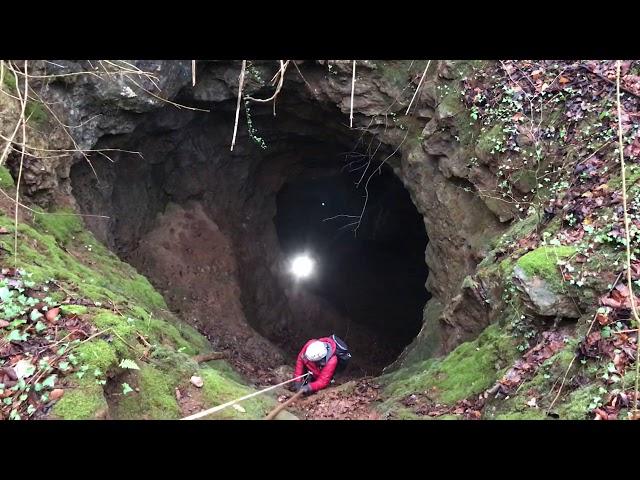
[243,100,267,149]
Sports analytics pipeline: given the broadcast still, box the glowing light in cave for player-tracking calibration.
[289,254,315,279]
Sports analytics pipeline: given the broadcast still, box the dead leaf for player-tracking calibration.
[45,307,60,323]
[232,404,246,413]
[615,284,630,298]
[559,76,571,85]
[50,389,64,401]
[0,319,9,328]
[531,69,544,80]
[596,312,611,326]
[601,296,622,308]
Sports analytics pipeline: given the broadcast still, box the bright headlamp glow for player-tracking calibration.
[290,254,315,279]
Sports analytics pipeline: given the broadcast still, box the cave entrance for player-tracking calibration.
[68,79,431,378]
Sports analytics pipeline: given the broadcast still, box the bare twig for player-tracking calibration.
[405,60,431,115]
[245,60,289,106]
[350,60,356,128]
[192,60,196,87]
[230,60,246,152]
[12,61,28,266]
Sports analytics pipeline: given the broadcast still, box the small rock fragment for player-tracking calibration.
[190,376,204,388]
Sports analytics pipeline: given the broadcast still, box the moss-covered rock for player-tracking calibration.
[75,339,118,373]
[379,323,518,415]
[516,245,577,284]
[52,378,109,420]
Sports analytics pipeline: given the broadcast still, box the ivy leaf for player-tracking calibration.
[5,329,28,342]
[35,321,47,333]
[122,383,133,395]
[26,404,36,415]
[0,286,12,301]
[119,359,140,370]
[58,361,70,372]
[42,375,57,389]
[29,309,43,322]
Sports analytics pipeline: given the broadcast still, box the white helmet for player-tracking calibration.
[305,341,327,362]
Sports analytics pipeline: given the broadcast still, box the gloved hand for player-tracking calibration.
[291,381,302,392]
[301,384,312,395]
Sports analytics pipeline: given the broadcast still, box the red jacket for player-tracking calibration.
[294,337,338,392]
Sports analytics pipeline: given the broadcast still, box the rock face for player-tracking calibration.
[16,59,520,369]
[513,266,581,318]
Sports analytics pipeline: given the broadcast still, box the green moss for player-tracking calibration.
[142,315,207,356]
[608,164,640,192]
[382,323,518,406]
[75,339,118,373]
[90,311,139,357]
[493,410,549,420]
[52,378,108,420]
[2,70,16,91]
[0,214,166,312]
[60,305,89,316]
[556,384,600,420]
[116,365,180,419]
[383,407,423,420]
[0,166,14,189]
[203,359,246,385]
[25,100,47,125]
[516,245,577,284]
[461,275,479,290]
[33,208,84,246]
[476,123,506,158]
[149,345,198,384]
[374,60,431,90]
[198,368,274,419]
[511,169,538,193]
[0,204,266,420]
[437,414,462,420]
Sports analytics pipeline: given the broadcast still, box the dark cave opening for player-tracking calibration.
[68,86,432,377]
[274,164,430,367]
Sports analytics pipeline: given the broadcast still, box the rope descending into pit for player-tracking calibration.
[181,372,310,420]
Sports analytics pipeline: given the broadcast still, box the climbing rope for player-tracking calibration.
[181,373,309,420]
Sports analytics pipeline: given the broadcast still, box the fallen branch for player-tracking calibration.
[265,390,303,420]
